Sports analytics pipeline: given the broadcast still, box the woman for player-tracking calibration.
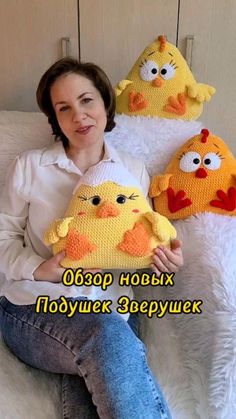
[0,58,183,418]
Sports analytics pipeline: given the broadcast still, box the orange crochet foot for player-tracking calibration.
[118,222,151,257]
[167,187,192,213]
[163,92,186,115]
[65,229,97,260]
[210,187,236,211]
[129,91,148,112]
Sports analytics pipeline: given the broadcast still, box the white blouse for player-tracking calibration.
[0,140,150,319]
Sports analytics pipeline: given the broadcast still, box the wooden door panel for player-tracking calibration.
[0,0,79,110]
[79,0,179,85]
[178,0,236,153]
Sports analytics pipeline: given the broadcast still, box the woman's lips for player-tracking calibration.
[75,126,93,135]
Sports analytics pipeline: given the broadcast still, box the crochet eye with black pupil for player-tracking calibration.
[116,196,126,204]
[161,69,167,75]
[151,68,158,74]
[91,196,101,205]
[204,159,211,165]
[193,158,200,164]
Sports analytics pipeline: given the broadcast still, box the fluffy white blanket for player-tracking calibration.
[107,115,236,419]
[106,115,202,175]
[0,111,235,418]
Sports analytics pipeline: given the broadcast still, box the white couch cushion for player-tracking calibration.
[0,111,52,195]
[0,111,60,418]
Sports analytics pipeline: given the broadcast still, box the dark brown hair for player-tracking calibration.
[36,57,116,147]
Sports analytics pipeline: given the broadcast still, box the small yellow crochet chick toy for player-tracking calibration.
[44,162,176,269]
[115,35,215,120]
[149,129,236,219]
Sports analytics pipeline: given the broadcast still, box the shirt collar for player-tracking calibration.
[40,140,123,173]
[103,141,123,164]
[40,141,65,166]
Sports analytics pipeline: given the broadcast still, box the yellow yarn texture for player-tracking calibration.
[116,35,215,120]
[44,162,176,269]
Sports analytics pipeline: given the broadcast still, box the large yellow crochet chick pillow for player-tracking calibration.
[44,161,176,269]
[149,129,236,219]
[115,35,215,120]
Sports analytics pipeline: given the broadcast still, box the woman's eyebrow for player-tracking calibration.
[54,101,67,106]
[78,92,93,98]
[54,92,93,106]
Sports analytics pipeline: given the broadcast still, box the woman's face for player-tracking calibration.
[50,72,107,150]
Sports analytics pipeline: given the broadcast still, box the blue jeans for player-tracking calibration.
[0,296,171,419]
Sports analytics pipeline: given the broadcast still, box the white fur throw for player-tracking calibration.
[105,115,203,175]
[107,116,236,419]
[1,111,235,419]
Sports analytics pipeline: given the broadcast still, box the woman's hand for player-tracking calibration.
[34,251,102,282]
[151,239,184,276]
[33,251,66,282]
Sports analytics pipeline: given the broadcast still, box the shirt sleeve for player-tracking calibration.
[0,156,45,281]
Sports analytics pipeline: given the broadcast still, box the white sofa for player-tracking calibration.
[1,111,236,419]
[0,111,61,419]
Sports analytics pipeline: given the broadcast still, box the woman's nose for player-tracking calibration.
[72,107,86,122]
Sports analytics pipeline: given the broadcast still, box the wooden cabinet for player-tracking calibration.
[79,0,179,85]
[0,0,235,153]
[0,0,78,111]
[80,0,236,153]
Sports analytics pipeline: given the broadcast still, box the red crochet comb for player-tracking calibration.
[201,129,209,143]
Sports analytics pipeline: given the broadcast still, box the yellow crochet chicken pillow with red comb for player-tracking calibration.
[149,129,236,219]
[115,35,215,120]
[44,161,176,269]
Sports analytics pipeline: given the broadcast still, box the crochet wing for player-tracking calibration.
[149,174,172,198]
[144,211,177,242]
[44,217,74,245]
[115,79,133,97]
[187,83,216,103]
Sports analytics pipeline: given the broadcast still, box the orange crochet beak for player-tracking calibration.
[152,76,164,88]
[96,202,120,218]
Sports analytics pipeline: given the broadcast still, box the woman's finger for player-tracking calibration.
[153,246,183,269]
[150,264,161,276]
[153,249,179,272]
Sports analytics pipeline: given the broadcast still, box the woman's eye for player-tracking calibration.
[203,153,222,170]
[139,60,159,81]
[179,152,202,172]
[116,195,127,204]
[90,196,101,205]
[59,106,69,112]
[82,98,92,104]
[159,63,175,80]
